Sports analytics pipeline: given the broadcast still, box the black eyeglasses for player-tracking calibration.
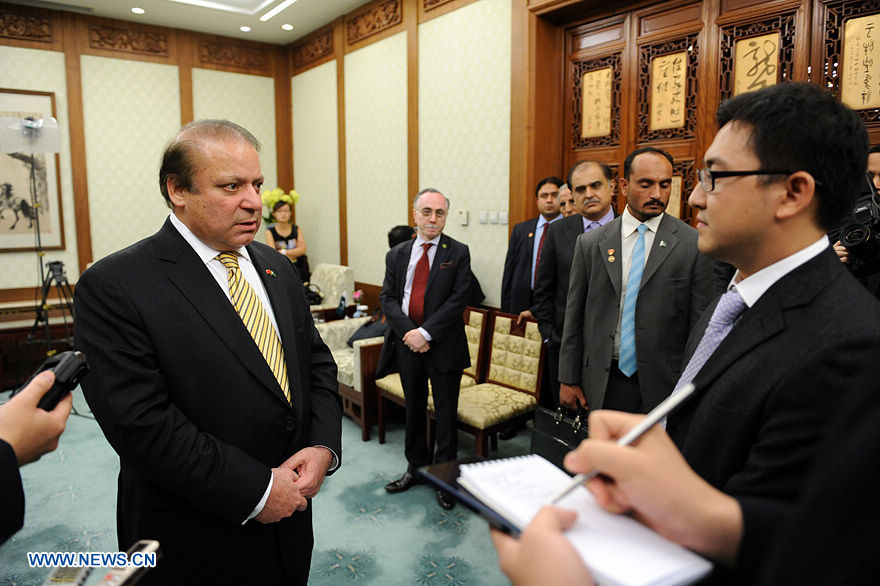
[696,168,791,193]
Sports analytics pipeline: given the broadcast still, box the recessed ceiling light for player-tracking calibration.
[131,7,145,14]
[260,0,299,22]
[281,24,293,31]
[240,26,252,32]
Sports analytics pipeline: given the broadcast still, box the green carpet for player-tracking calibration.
[0,390,531,585]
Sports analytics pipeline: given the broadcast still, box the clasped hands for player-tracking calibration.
[254,446,333,524]
[403,328,430,353]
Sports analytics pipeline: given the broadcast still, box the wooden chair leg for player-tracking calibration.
[361,413,370,442]
[476,431,488,457]
[377,394,386,444]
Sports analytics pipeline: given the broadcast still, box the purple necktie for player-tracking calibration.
[672,288,747,393]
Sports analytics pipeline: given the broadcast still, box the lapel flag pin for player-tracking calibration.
[265,269,276,277]
[442,243,448,249]
[607,249,615,255]
[659,240,668,247]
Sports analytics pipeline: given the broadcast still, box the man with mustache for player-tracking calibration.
[534,161,617,407]
[558,147,713,414]
[379,189,472,510]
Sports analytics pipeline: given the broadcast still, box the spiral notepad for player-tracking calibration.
[459,454,712,586]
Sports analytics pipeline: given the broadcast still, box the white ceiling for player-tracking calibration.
[9,0,373,45]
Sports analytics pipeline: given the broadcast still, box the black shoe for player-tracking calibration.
[437,490,456,510]
[385,472,420,493]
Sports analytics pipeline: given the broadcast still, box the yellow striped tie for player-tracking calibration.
[216,252,290,402]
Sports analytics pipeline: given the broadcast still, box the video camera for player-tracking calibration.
[839,172,880,273]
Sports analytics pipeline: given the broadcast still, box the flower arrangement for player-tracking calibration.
[352,289,364,303]
[262,188,300,223]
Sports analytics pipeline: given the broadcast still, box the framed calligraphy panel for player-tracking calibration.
[581,68,613,138]
[667,176,683,219]
[734,33,780,96]
[638,35,699,141]
[650,52,688,130]
[841,14,880,110]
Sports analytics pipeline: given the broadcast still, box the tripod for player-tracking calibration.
[27,260,75,353]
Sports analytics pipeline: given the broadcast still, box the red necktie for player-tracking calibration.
[533,225,548,285]
[408,242,432,325]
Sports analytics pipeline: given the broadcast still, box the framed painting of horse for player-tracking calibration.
[0,89,64,252]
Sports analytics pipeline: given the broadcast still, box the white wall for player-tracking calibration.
[344,31,409,286]
[418,0,512,306]
[292,60,341,266]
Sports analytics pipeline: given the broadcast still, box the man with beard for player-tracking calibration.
[558,147,713,413]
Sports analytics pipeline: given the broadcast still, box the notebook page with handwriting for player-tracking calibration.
[460,454,712,586]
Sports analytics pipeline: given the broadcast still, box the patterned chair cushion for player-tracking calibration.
[486,316,542,393]
[315,317,372,388]
[375,373,476,408]
[309,263,355,308]
[331,348,355,387]
[457,383,537,429]
[463,310,485,378]
[315,316,371,351]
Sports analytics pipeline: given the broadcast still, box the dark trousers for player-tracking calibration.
[541,337,561,410]
[396,344,461,469]
[603,359,645,413]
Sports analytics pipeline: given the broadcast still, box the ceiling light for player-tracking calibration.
[131,7,145,14]
[281,24,293,31]
[260,0,299,22]
[240,26,252,32]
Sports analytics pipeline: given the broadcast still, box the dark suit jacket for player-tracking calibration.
[377,233,472,377]
[534,214,592,342]
[0,439,24,545]
[739,367,880,584]
[668,247,880,501]
[74,218,342,584]
[501,216,539,314]
[558,214,713,410]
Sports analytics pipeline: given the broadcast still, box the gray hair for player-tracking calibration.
[413,187,450,210]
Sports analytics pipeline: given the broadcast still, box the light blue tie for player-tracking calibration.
[618,224,648,377]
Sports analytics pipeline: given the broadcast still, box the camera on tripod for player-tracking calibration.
[839,172,880,273]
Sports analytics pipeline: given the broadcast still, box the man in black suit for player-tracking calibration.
[379,189,472,510]
[500,176,562,319]
[75,120,342,585]
[534,161,615,407]
[558,148,713,413]
[0,371,72,545]
[492,82,880,586]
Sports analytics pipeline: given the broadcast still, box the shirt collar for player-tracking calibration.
[168,212,252,265]
[621,206,663,236]
[537,213,562,229]
[413,232,442,248]
[731,235,829,307]
[582,207,615,230]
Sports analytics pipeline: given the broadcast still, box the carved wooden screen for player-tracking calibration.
[817,0,880,128]
[637,34,700,141]
[719,12,799,100]
[672,159,696,222]
[571,53,623,149]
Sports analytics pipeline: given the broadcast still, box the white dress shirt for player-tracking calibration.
[401,232,441,341]
[613,208,664,358]
[169,214,338,523]
[730,235,829,306]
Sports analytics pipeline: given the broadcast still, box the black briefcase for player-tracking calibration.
[529,406,589,471]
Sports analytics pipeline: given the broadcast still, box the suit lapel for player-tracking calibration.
[599,217,623,298]
[158,223,291,409]
[427,234,451,289]
[249,244,302,411]
[641,214,679,286]
[397,239,415,299]
[688,248,838,397]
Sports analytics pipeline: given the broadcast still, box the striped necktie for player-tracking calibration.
[618,224,648,377]
[216,252,290,402]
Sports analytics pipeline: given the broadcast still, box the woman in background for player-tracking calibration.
[265,200,308,281]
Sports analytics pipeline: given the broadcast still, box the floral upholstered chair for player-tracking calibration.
[375,307,490,445]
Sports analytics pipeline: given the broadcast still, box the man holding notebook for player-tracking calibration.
[492,82,880,584]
